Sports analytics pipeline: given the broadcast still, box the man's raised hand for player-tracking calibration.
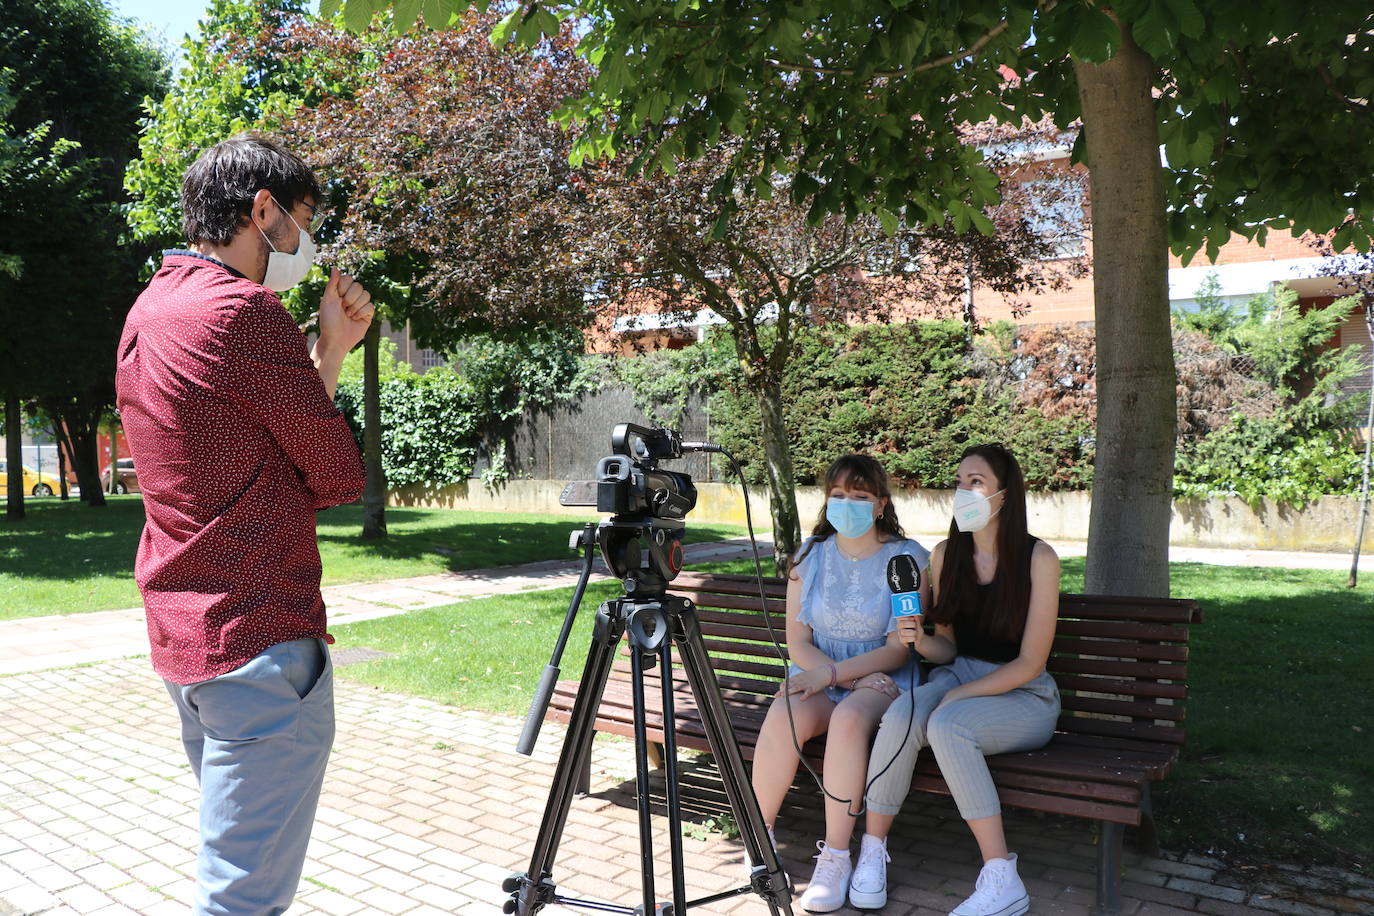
[318,266,374,354]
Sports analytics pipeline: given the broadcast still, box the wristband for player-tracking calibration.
[827,663,838,687]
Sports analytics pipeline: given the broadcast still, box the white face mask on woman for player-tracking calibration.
[257,197,317,292]
[952,487,1004,533]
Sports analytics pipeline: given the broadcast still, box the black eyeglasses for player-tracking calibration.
[273,196,327,235]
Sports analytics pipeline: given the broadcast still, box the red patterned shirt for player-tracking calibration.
[116,252,366,684]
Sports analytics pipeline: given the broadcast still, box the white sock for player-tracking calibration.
[860,833,886,848]
[824,845,850,858]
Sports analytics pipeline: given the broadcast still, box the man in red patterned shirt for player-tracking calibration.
[116,134,372,916]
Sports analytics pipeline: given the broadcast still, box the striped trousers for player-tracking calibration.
[864,655,1059,821]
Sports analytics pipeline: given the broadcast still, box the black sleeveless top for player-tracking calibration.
[951,537,1038,664]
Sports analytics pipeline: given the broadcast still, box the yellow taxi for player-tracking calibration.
[0,459,63,496]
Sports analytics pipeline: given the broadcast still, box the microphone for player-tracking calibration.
[887,553,922,618]
[680,440,724,453]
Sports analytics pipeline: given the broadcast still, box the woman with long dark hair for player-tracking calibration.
[748,454,931,913]
[852,444,1060,916]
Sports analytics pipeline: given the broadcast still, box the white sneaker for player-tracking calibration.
[949,854,1030,916]
[848,833,890,910]
[798,841,852,913]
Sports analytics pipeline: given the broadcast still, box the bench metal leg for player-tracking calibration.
[1134,783,1161,857]
[1094,821,1124,916]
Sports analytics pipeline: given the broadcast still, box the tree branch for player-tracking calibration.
[1316,63,1374,120]
[764,21,1009,79]
[758,2,1057,81]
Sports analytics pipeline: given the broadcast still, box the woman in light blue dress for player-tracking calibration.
[748,454,930,913]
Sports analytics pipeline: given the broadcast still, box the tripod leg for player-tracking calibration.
[670,597,794,915]
[509,600,627,915]
[629,640,659,916]
[656,637,688,915]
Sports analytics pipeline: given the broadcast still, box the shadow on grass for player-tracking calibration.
[3,498,746,584]
[1155,563,1374,872]
[315,505,745,574]
[0,497,144,583]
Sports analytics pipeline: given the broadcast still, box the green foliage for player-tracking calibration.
[329,0,1374,259]
[336,327,593,487]
[124,0,315,250]
[449,326,599,422]
[1228,289,1361,427]
[0,0,170,503]
[338,334,414,387]
[1172,286,1364,505]
[615,322,1095,493]
[0,68,81,281]
[611,308,1363,506]
[1173,417,1362,508]
[610,333,734,428]
[681,812,739,841]
[1173,272,1243,350]
[336,369,479,488]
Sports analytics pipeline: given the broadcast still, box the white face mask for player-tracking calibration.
[952,487,1004,533]
[257,198,317,292]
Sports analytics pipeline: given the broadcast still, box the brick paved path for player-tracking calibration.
[3,656,1369,916]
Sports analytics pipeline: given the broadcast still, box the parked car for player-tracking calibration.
[99,457,140,494]
[0,460,63,496]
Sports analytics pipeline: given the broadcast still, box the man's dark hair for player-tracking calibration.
[180,134,320,246]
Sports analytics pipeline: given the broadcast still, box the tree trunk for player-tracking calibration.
[106,417,120,495]
[6,394,23,520]
[361,321,387,539]
[1349,299,1374,588]
[42,394,106,506]
[755,380,800,574]
[1074,27,1175,598]
[56,426,69,500]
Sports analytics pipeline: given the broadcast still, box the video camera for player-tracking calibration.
[559,423,714,595]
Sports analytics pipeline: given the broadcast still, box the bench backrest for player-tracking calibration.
[668,571,1203,749]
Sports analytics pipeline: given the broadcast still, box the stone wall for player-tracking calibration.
[391,479,1374,552]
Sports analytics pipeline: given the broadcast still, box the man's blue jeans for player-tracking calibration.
[165,638,334,916]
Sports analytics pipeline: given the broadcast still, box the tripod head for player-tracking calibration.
[562,423,710,598]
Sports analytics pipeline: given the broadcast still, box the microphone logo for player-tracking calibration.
[886,554,923,619]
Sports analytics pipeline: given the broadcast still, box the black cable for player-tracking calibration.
[720,449,853,811]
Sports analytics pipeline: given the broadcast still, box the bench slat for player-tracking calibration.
[566,674,1184,772]
[676,591,788,615]
[909,774,1145,824]
[1054,619,1192,642]
[1054,673,1187,700]
[553,707,1179,806]
[1051,637,1189,662]
[1050,656,1188,680]
[1060,694,1185,722]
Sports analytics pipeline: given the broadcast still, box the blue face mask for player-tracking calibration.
[826,497,877,539]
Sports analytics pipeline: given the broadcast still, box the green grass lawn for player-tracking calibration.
[333,556,1374,873]
[0,496,746,619]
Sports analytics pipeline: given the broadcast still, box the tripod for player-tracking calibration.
[503,523,793,916]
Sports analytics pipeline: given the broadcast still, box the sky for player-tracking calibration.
[109,1,319,66]
[109,0,210,54]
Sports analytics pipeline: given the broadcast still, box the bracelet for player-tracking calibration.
[827,663,838,687]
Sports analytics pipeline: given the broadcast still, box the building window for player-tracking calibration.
[418,348,445,370]
[1022,176,1087,259]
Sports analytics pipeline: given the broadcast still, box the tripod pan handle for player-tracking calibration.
[516,664,561,756]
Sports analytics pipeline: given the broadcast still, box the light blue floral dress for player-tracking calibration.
[791,535,931,703]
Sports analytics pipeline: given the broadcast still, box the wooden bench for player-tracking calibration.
[547,571,1203,915]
